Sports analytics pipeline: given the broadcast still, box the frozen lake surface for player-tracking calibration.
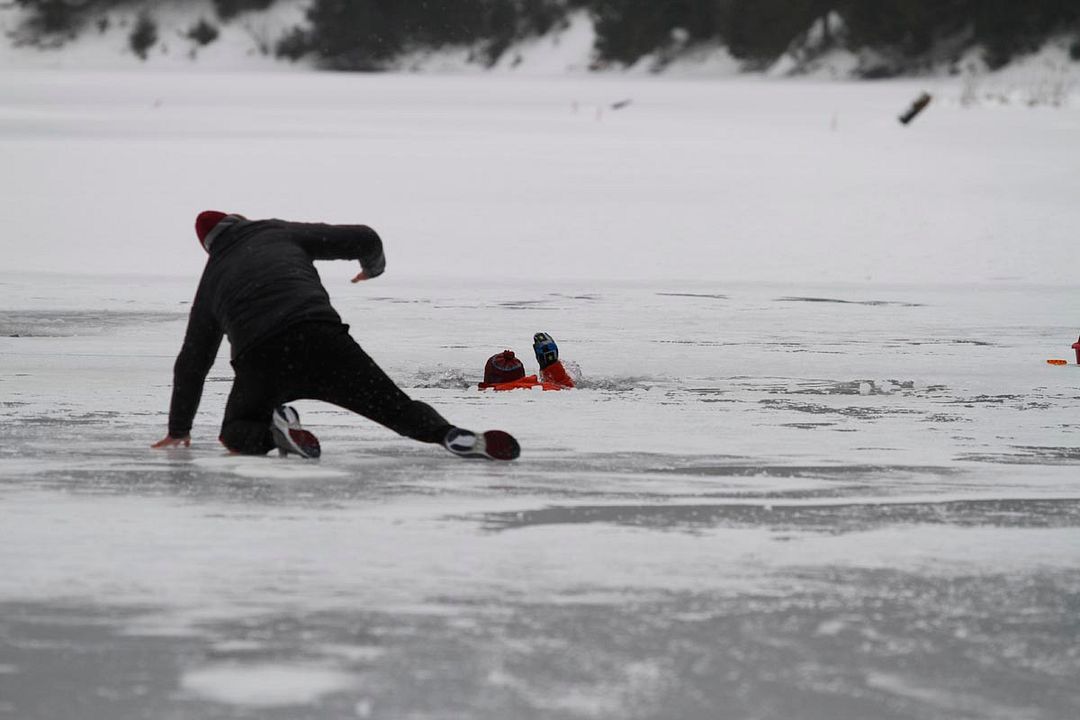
[1,70,1079,718]
[1,274,1078,719]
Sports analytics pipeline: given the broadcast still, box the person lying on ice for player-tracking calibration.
[152,211,519,461]
[478,333,576,391]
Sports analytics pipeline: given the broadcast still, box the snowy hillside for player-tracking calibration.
[0,0,312,71]
[0,1,603,73]
[3,0,1080,89]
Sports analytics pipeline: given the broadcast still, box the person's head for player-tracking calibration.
[195,211,244,252]
[479,350,525,388]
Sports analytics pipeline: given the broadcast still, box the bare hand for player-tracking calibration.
[351,270,370,283]
[152,434,190,449]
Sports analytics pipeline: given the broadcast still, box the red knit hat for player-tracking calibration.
[480,350,525,387]
[195,210,228,249]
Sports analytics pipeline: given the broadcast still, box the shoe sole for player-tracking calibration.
[445,429,520,461]
[271,425,321,459]
[479,430,520,461]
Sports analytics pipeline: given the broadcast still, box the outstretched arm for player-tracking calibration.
[153,292,223,447]
[288,222,386,280]
[534,332,575,389]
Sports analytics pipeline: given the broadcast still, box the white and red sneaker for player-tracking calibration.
[443,428,520,461]
[271,405,321,459]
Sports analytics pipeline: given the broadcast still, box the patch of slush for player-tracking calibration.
[864,671,1023,720]
[776,296,926,308]
[191,455,350,480]
[479,497,1080,534]
[0,310,184,337]
[180,662,354,707]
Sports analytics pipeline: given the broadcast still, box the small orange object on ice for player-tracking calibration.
[1047,359,1068,366]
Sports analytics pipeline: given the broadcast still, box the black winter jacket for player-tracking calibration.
[167,218,385,437]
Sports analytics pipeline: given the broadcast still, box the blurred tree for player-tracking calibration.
[838,0,966,58]
[8,0,1080,71]
[971,0,1080,68]
[591,0,718,64]
[187,18,220,46]
[718,0,833,63]
[129,12,157,60]
[13,0,94,35]
[213,0,277,22]
[306,0,578,69]
[275,25,313,60]
[306,0,400,69]
[838,0,1080,70]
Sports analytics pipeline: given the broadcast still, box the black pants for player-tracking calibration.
[220,322,451,455]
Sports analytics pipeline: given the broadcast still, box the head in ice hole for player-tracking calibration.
[479,350,526,388]
[195,210,245,252]
[476,334,574,391]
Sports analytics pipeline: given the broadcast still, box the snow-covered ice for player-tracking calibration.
[1,70,1078,719]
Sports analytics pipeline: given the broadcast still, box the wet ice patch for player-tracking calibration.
[774,526,1080,572]
[776,296,925,307]
[759,398,923,420]
[411,366,475,389]
[180,662,354,707]
[574,374,658,391]
[322,644,386,662]
[191,456,349,480]
[771,378,926,396]
[497,299,549,310]
[0,310,182,337]
[655,292,728,300]
[958,445,1080,465]
[479,497,1080,534]
[864,671,1023,719]
[206,639,269,658]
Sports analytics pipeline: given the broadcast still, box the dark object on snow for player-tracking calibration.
[1072,335,1080,364]
[611,99,632,110]
[899,92,932,125]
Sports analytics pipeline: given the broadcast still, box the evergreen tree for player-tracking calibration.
[306,0,400,69]
[591,0,718,64]
[718,0,831,63]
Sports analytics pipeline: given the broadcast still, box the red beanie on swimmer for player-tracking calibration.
[480,350,525,388]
